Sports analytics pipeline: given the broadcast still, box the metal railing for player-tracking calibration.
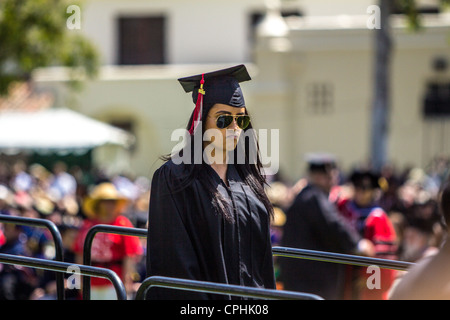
[0,253,127,300]
[82,224,147,300]
[0,215,420,300]
[81,224,414,275]
[136,276,323,300]
[80,224,416,300]
[0,214,65,300]
[81,225,324,300]
[272,246,414,271]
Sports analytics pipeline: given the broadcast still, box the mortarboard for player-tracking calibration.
[349,170,381,189]
[178,65,251,134]
[304,153,337,173]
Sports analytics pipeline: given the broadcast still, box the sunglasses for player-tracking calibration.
[212,114,251,130]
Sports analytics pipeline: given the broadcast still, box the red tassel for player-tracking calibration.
[189,73,205,135]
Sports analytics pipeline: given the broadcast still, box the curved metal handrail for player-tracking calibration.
[136,276,323,300]
[82,224,147,300]
[0,253,127,300]
[272,246,414,271]
[77,225,416,302]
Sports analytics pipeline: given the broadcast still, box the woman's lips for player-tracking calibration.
[227,134,240,139]
[226,130,241,139]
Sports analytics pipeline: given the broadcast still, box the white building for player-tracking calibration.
[34,0,450,181]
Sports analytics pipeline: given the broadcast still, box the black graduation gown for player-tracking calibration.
[279,184,361,300]
[146,160,276,299]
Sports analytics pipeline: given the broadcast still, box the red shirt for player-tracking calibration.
[0,230,5,247]
[73,215,143,287]
[337,198,397,300]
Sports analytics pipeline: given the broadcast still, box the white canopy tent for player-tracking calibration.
[0,108,135,154]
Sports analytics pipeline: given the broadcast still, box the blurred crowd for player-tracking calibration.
[0,155,449,300]
[0,159,150,300]
[267,155,450,295]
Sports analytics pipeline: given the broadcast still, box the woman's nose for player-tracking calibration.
[229,118,239,130]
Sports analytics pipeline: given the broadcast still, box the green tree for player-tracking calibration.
[0,0,99,95]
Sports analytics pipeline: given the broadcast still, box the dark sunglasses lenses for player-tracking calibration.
[216,115,232,129]
[216,115,250,129]
[237,115,250,129]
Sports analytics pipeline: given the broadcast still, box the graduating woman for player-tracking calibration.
[146,65,276,299]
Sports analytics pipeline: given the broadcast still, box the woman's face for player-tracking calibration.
[203,103,246,156]
[97,199,120,222]
[353,183,375,207]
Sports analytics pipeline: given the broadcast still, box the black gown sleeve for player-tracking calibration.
[146,163,208,299]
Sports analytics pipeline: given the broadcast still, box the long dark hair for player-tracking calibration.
[161,108,274,222]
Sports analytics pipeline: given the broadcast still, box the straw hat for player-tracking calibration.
[82,182,128,219]
[272,207,286,227]
[34,194,55,215]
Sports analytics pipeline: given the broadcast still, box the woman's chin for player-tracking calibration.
[225,141,238,152]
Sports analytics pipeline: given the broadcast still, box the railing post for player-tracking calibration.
[82,224,147,300]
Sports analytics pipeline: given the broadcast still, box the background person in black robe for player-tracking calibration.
[146,65,276,299]
[279,154,375,300]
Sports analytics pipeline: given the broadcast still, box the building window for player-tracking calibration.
[110,119,136,152]
[118,16,166,65]
[306,82,334,114]
[423,82,450,117]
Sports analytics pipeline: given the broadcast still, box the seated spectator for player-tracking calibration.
[72,182,143,300]
[389,181,450,299]
[0,223,37,300]
[400,216,439,262]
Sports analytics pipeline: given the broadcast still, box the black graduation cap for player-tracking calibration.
[179,64,251,92]
[178,64,252,134]
[305,153,337,173]
[349,169,380,190]
[179,64,251,107]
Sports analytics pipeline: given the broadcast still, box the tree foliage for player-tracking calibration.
[0,0,99,95]
[396,0,450,30]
